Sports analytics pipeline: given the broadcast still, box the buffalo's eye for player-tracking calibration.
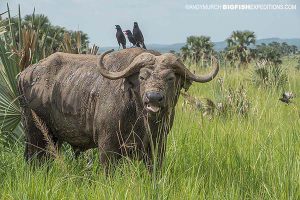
[139,73,149,81]
[167,77,174,81]
[139,69,151,81]
[166,75,175,82]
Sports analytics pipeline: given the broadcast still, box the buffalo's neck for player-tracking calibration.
[132,92,174,135]
[145,111,174,135]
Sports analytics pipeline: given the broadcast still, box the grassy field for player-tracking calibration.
[0,58,299,199]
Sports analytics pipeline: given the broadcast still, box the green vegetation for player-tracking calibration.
[0,60,299,199]
[297,58,300,70]
[0,4,96,142]
[1,8,90,55]
[1,5,300,200]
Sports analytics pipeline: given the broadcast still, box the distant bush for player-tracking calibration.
[254,44,282,66]
[251,60,287,89]
[254,42,298,67]
[296,58,300,70]
[181,79,250,118]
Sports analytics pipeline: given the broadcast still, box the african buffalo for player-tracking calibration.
[18,48,219,171]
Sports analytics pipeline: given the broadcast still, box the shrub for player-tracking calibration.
[181,80,250,118]
[251,60,287,89]
[216,86,250,117]
[214,79,250,117]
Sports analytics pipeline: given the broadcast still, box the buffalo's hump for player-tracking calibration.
[18,48,152,109]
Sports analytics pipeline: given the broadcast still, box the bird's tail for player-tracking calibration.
[122,44,126,49]
[142,42,147,49]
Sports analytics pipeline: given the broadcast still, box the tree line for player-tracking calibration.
[180,30,299,67]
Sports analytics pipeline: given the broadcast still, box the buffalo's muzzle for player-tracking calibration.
[146,91,164,102]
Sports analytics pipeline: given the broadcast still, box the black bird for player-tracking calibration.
[279,92,295,104]
[123,30,137,47]
[115,25,126,50]
[133,22,146,49]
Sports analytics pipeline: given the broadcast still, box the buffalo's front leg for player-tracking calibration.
[97,135,121,173]
[143,134,167,173]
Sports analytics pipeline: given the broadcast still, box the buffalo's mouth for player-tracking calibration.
[145,103,161,113]
[143,91,165,113]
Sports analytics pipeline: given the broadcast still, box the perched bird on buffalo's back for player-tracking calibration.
[133,22,146,49]
[123,30,137,47]
[115,25,126,50]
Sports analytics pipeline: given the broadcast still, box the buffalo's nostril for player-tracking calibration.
[146,91,163,102]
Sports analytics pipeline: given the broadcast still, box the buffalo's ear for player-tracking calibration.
[182,79,192,91]
[122,73,140,92]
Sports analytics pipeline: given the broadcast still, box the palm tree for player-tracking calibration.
[225,30,256,67]
[180,45,191,62]
[22,14,89,54]
[181,35,214,66]
[24,14,51,30]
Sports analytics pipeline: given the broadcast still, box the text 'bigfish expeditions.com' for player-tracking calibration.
[185,4,297,11]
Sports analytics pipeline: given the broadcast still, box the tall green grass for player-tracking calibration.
[0,59,299,199]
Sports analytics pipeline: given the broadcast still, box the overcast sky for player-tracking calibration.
[3,0,300,46]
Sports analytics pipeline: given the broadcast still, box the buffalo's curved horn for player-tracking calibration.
[173,56,219,83]
[97,49,155,80]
